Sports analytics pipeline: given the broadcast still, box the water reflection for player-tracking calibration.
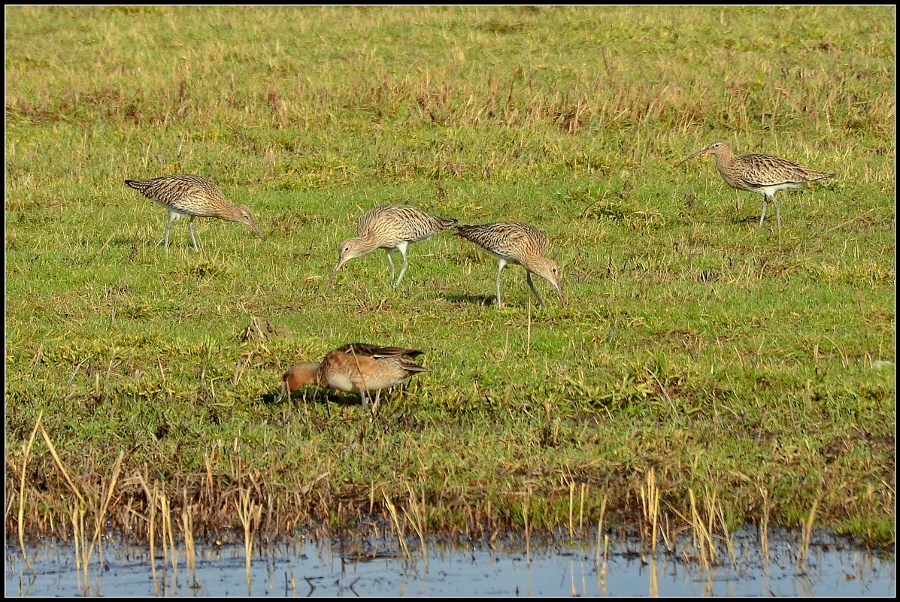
[5,528,895,597]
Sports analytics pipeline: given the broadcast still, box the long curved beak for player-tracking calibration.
[325,261,344,291]
[554,281,565,306]
[246,219,265,242]
[675,146,710,167]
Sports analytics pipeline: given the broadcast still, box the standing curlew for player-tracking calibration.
[455,221,563,309]
[677,141,834,228]
[124,174,264,251]
[276,343,428,407]
[326,204,457,290]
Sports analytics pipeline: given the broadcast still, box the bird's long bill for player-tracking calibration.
[246,218,265,242]
[675,146,710,167]
[554,281,565,306]
[325,261,344,291]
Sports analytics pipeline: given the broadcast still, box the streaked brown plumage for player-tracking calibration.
[455,221,563,309]
[276,343,428,407]
[326,204,457,290]
[677,141,834,228]
[124,174,263,250]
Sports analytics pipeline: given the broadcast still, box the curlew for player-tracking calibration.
[276,343,428,407]
[677,141,834,228]
[455,221,563,309]
[124,174,263,250]
[326,204,457,290]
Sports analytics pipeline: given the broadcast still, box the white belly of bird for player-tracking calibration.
[759,182,803,196]
[326,372,358,393]
[154,201,190,218]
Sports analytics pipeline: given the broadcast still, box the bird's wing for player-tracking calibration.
[336,343,424,358]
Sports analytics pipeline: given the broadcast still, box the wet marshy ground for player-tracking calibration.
[5,527,895,597]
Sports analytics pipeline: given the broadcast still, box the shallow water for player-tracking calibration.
[5,528,895,597]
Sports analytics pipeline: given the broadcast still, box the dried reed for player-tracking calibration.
[403,483,428,572]
[16,411,43,574]
[594,493,608,571]
[383,491,411,563]
[236,484,262,590]
[523,487,532,562]
[640,468,661,560]
[797,491,823,574]
[568,479,576,539]
[182,504,201,590]
[759,486,771,562]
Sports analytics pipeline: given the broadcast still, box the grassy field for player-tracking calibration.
[5,6,895,549]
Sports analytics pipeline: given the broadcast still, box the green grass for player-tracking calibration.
[5,6,895,547]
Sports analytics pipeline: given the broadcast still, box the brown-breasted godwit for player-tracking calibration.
[277,343,428,407]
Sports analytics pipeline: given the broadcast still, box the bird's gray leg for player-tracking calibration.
[393,242,409,289]
[759,197,768,226]
[495,259,507,309]
[772,195,781,229]
[188,216,200,251]
[162,212,176,248]
[359,389,370,407]
[526,272,546,308]
[385,251,396,287]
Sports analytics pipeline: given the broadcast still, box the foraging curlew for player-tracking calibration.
[455,221,563,309]
[124,174,264,250]
[677,141,834,229]
[326,204,457,290]
[276,343,428,407]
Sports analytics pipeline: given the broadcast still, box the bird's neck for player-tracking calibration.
[521,256,550,280]
[217,203,242,221]
[713,147,737,172]
[353,235,382,254]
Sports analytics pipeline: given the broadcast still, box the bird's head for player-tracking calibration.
[325,238,365,290]
[278,363,321,402]
[676,140,729,166]
[231,205,264,241]
[530,257,564,303]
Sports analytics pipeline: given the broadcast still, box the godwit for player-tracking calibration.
[677,141,834,228]
[124,174,263,250]
[326,204,457,290]
[455,221,563,309]
[276,343,428,407]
